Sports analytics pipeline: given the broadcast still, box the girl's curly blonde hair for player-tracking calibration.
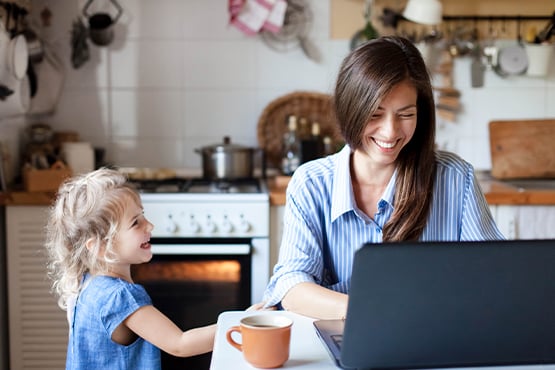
[45,168,141,310]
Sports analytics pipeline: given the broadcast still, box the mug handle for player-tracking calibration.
[226,325,243,352]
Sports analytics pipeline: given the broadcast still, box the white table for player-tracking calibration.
[210,310,555,370]
[210,310,337,369]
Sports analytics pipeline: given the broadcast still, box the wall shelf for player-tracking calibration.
[443,14,554,22]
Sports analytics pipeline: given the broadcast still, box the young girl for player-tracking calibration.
[45,168,216,369]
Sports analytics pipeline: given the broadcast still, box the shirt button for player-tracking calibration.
[378,200,386,209]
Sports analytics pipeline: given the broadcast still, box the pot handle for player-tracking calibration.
[83,0,123,23]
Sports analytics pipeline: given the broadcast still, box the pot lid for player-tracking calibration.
[199,136,253,152]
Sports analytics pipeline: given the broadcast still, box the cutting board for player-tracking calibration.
[489,119,555,179]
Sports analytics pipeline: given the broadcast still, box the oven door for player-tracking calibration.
[131,239,253,370]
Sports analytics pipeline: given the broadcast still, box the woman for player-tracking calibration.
[262,36,503,320]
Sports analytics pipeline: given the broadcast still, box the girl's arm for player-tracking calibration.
[124,305,216,357]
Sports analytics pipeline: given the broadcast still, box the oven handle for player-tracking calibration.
[151,244,251,255]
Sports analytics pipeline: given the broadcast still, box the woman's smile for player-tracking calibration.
[372,138,400,150]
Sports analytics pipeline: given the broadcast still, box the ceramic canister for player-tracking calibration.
[61,142,95,175]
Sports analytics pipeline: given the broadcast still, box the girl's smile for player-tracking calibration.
[140,240,151,249]
[109,195,155,280]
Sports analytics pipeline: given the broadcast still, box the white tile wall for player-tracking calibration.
[1,0,554,174]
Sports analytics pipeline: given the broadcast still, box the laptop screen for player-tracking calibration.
[320,239,555,370]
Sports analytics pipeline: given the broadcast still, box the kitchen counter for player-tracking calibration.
[0,190,57,206]
[268,174,555,206]
[2,173,555,207]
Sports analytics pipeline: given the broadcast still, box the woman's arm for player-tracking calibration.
[124,305,216,357]
[281,282,348,320]
[461,167,505,240]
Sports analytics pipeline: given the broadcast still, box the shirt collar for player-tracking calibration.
[331,145,355,221]
[330,145,398,221]
[382,169,397,207]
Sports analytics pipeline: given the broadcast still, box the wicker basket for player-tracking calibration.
[257,91,342,169]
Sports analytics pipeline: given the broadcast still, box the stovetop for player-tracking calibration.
[137,177,270,238]
[131,177,266,194]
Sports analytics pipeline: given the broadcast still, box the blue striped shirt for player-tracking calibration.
[263,145,504,307]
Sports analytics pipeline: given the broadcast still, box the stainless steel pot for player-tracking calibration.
[195,136,256,180]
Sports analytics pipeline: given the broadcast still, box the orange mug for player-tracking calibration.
[226,314,293,368]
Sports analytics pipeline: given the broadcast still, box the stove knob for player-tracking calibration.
[205,215,217,233]
[220,215,234,234]
[187,215,201,234]
[165,215,178,234]
[238,214,251,233]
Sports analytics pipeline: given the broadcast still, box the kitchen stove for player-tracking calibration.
[133,177,265,194]
[135,177,269,239]
[131,175,270,369]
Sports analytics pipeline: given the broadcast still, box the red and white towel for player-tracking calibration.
[229,0,287,35]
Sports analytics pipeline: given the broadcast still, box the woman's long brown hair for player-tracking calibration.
[333,36,436,241]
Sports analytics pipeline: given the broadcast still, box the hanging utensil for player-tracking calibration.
[21,28,44,97]
[70,17,90,69]
[28,39,66,115]
[82,0,123,46]
[23,28,44,63]
[470,44,485,88]
[482,18,498,70]
[350,0,379,50]
[496,18,528,76]
[259,0,321,62]
[534,11,555,43]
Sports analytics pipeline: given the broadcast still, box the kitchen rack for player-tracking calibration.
[442,14,553,22]
[0,0,29,12]
[442,12,555,43]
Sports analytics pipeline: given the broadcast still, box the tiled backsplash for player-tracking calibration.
[1,0,554,181]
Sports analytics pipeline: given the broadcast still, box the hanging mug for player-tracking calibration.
[83,0,123,46]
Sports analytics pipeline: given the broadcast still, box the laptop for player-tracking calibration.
[314,239,555,370]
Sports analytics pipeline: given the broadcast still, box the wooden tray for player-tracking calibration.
[257,91,343,169]
[489,119,555,179]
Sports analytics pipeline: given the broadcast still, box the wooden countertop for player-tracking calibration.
[2,174,555,207]
[268,175,555,207]
[0,190,58,206]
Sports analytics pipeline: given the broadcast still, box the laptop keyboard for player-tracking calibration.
[331,334,343,350]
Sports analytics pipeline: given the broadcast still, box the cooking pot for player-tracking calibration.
[195,136,258,180]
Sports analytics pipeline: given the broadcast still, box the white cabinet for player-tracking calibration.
[490,205,555,240]
[6,206,67,369]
